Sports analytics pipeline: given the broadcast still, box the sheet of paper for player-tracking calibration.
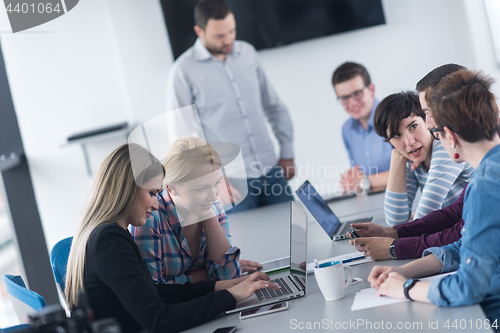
[351,288,408,311]
[307,251,373,273]
[350,271,457,311]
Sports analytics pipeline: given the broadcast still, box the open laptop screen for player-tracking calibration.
[295,180,341,238]
[290,202,307,274]
[290,202,307,292]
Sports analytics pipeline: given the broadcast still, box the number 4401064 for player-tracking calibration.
[6,3,61,14]
[444,319,498,330]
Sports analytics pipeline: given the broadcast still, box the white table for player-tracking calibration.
[184,193,492,333]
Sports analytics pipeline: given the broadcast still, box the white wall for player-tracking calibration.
[105,0,173,124]
[0,0,133,247]
[463,0,500,95]
[0,0,496,250]
[257,0,476,193]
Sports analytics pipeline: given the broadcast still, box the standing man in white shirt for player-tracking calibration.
[166,0,295,213]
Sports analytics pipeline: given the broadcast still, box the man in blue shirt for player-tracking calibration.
[331,62,392,192]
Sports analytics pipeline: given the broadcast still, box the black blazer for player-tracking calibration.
[84,223,236,333]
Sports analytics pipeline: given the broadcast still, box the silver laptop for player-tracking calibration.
[226,201,307,314]
[295,180,372,241]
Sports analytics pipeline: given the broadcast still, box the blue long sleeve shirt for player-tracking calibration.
[424,144,500,324]
[341,100,392,175]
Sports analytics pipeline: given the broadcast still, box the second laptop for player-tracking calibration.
[296,180,372,241]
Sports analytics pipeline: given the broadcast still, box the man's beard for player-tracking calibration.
[206,43,232,55]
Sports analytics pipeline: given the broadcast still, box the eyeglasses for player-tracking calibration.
[429,127,441,140]
[430,126,460,141]
[337,87,367,104]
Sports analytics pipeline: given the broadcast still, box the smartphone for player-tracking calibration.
[212,326,237,333]
[240,301,289,319]
[332,234,350,240]
[348,226,360,238]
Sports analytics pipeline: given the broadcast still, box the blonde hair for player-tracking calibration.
[163,136,223,187]
[65,144,163,308]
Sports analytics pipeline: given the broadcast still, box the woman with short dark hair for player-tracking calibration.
[374,91,472,226]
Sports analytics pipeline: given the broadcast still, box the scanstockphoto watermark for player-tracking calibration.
[289,318,498,330]
[290,319,424,330]
[250,161,380,180]
[3,0,80,33]
[248,177,355,197]
[247,162,381,197]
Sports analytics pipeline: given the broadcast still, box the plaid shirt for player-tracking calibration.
[131,190,241,284]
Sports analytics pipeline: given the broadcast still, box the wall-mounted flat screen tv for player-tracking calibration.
[160,0,386,60]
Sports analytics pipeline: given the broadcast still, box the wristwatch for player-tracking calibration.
[359,176,371,191]
[403,278,420,301]
[389,239,397,260]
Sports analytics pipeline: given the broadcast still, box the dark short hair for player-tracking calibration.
[415,63,467,92]
[427,69,500,143]
[332,62,371,88]
[374,91,425,141]
[194,0,232,30]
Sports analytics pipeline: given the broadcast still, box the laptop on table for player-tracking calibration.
[226,201,308,314]
[295,180,373,241]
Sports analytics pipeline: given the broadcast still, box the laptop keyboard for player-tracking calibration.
[255,277,293,301]
[338,217,373,235]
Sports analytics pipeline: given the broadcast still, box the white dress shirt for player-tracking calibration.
[166,39,294,179]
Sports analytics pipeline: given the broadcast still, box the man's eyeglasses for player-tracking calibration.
[338,87,367,104]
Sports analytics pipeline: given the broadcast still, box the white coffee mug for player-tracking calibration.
[314,260,354,301]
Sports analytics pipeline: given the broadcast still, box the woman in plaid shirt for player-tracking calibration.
[132,137,260,284]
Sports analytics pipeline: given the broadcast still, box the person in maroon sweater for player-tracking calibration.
[348,64,468,260]
[348,183,466,260]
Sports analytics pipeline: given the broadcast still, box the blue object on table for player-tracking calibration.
[342,255,366,263]
[318,261,342,268]
[317,255,365,268]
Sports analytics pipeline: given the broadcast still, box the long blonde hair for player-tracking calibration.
[65,144,163,308]
[163,136,223,187]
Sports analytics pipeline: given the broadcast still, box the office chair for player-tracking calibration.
[50,237,73,296]
[3,275,46,324]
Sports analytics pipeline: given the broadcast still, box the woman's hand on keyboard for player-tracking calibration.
[225,272,280,303]
[214,271,271,292]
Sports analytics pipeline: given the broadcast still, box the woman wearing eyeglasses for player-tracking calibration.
[373,91,472,226]
[368,70,500,331]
